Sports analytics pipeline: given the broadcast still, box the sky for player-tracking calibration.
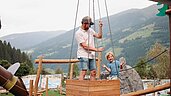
[0,0,156,37]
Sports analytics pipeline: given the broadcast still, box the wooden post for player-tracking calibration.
[96,52,102,79]
[166,6,171,93]
[29,80,33,96]
[34,56,43,96]
[45,77,48,96]
[70,63,74,79]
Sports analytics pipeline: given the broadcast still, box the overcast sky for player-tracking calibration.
[0,0,156,37]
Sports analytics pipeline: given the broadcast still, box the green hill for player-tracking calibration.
[25,5,169,72]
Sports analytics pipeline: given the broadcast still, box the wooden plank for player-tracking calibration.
[66,85,89,91]
[88,85,120,91]
[121,82,170,96]
[66,84,119,92]
[66,80,120,86]
[66,80,120,96]
[89,90,120,96]
[35,59,79,64]
[35,58,99,64]
[66,89,89,96]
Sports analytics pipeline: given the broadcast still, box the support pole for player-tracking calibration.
[96,52,102,79]
[29,80,33,96]
[166,6,171,94]
[34,56,43,96]
[70,63,74,79]
[46,77,48,96]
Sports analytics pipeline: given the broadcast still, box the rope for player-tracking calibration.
[97,0,102,20]
[104,0,119,77]
[69,0,80,65]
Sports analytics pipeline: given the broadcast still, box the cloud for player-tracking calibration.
[0,0,155,37]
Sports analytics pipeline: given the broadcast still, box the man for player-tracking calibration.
[75,16,104,80]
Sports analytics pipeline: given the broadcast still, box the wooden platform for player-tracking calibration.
[66,79,120,96]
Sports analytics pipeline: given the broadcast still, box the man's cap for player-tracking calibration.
[81,16,94,25]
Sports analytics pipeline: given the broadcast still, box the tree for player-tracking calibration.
[15,62,30,77]
[41,68,50,75]
[55,67,64,74]
[135,59,148,79]
[146,42,169,79]
[0,40,34,76]
[68,63,79,78]
[0,60,11,69]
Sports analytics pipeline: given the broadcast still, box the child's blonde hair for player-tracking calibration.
[105,51,115,60]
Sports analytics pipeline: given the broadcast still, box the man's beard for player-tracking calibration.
[84,27,89,30]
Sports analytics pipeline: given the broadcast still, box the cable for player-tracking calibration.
[120,49,168,72]
[69,0,80,66]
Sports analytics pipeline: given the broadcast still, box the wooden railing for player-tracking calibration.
[121,82,170,96]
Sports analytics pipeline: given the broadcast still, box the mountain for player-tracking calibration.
[7,5,170,72]
[0,30,66,49]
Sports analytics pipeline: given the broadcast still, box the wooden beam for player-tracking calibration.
[69,63,74,79]
[34,56,43,96]
[150,0,171,5]
[45,77,48,96]
[35,58,99,64]
[34,59,79,64]
[96,52,102,79]
[29,80,33,96]
[121,82,170,96]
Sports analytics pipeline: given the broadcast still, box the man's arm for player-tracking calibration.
[80,42,104,52]
[93,20,103,39]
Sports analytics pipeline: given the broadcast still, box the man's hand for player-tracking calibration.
[99,20,103,27]
[96,47,104,52]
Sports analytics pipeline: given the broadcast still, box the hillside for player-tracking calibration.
[0,30,66,49]
[5,5,169,72]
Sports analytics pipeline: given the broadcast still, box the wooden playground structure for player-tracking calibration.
[0,0,171,96]
[30,1,171,94]
[33,54,121,96]
[32,55,170,96]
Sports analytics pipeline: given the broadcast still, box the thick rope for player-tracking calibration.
[104,0,119,77]
[69,0,80,65]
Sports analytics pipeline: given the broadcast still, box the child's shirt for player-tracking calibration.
[107,60,120,76]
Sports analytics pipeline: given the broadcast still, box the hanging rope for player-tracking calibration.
[104,0,119,77]
[97,0,102,20]
[69,0,80,64]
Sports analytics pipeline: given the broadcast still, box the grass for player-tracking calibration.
[42,90,65,96]
[119,24,155,43]
[0,93,13,96]
[0,90,65,96]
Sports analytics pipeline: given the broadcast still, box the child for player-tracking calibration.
[102,51,120,80]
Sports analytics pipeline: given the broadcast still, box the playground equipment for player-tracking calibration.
[0,64,28,96]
